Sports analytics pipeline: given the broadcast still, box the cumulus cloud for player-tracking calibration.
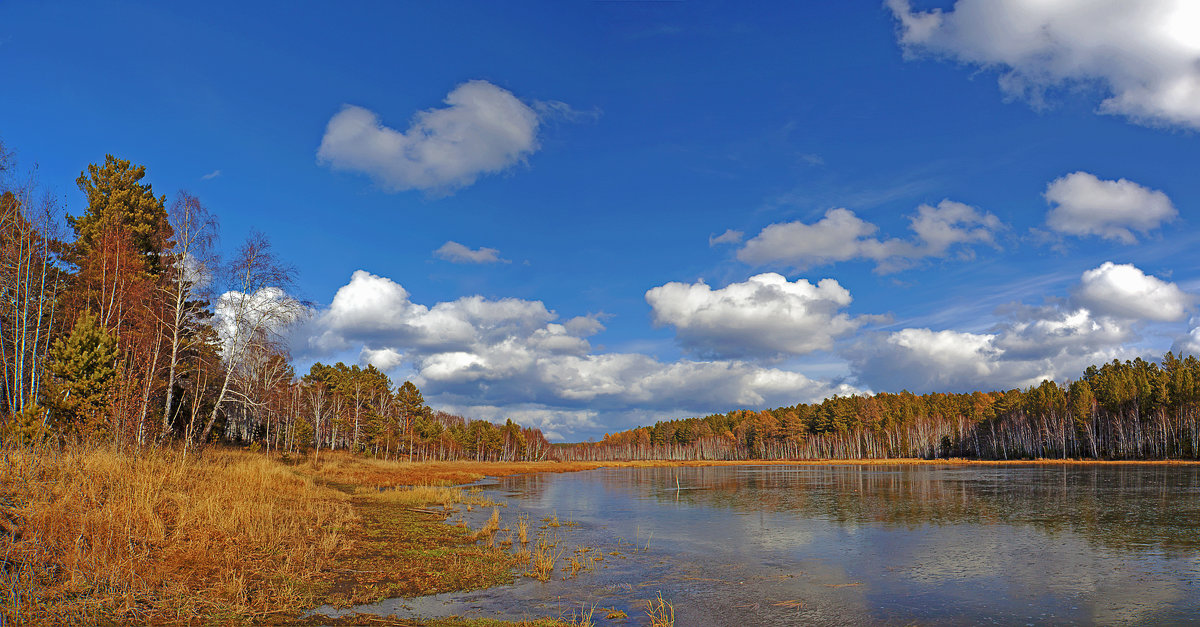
[709,229,744,246]
[849,261,1188,392]
[993,306,1131,361]
[1170,318,1200,357]
[302,269,859,440]
[737,200,1002,273]
[1072,262,1191,322]
[317,80,542,193]
[645,272,864,360]
[1044,172,1177,243]
[360,347,404,371]
[434,241,509,264]
[888,0,1200,129]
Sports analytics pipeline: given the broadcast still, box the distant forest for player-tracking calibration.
[558,354,1200,461]
[0,139,551,461]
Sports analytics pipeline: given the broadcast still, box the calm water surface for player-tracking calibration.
[318,464,1200,625]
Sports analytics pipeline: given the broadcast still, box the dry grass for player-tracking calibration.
[517,514,530,544]
[645,593,675,627]
[525,532,563,582]
[356,484,498,510]
[1,443,354,624]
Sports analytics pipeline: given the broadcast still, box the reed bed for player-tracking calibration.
[1,443,353,624]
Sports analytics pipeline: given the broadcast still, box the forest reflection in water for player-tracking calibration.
[326,464,1200,625]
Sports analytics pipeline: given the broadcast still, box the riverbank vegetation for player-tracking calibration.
[2,446,622,625]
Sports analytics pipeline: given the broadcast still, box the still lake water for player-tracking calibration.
[320,464,1200,625]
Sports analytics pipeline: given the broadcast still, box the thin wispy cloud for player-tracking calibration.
[434,241,510,264]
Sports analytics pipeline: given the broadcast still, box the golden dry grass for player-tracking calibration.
[525,532,563,582]
[645,593,675,627]
[517,514,530,544]
[1,444,354,624]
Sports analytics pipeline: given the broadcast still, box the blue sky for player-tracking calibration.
[3,1,1199,440]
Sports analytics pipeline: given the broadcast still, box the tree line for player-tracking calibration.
[0,139,550,460]
[558,354,1200,461]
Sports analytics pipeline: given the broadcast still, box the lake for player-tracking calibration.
[317,464,1200,625]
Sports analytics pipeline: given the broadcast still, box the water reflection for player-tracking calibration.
[321,464,1200,625]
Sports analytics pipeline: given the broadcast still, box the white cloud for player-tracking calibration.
[317,80,542,193]
[434,241,509,264]
[1170,318,1200,357]
[888,0,1200,129]
[709,229,744,246]
[1072,262,1191,322]
[301,269,860,440]
[201,170,221,180]
[993,306,1131,361]
[849,328,1029,393]
[737,200,1001,273]
[1044,172,1177,243]
[645,272,863,359]
[849,261,1187,392]
[360,346,404,371]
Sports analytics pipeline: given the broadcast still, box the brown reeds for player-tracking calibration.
[1,443,354,624]
[526,532,563,582]
[517,513,530,544]
[645,593,675,627]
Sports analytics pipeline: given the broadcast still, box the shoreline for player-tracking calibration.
[9,448,1199,625]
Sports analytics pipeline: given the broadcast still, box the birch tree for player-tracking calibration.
[195,231,303,449]
[158,191,218,442]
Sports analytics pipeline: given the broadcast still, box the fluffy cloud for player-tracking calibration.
[317,80,541,193]
[302,270,859,440]
[434,241,508,264]
[1044,172,1176,243]
[993,306,1130,361]
[313,270,556,354]
[1072,262,1191,322]
[888,0,1200,129]
[645,272,863,359]
[848,328,1029,393]
[1170,319,1200,357]
[849,261,1189,392]
[737,200,1001,273]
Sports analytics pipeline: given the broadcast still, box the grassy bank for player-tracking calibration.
[0,447,639,625]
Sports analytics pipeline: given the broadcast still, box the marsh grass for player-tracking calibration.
[645,593,675,627]
[564,555,585,579]
[517,514,530,544]
[526,532,564,582]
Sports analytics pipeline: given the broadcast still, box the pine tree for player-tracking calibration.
[43,310,119,438]
[70,155,172,275]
